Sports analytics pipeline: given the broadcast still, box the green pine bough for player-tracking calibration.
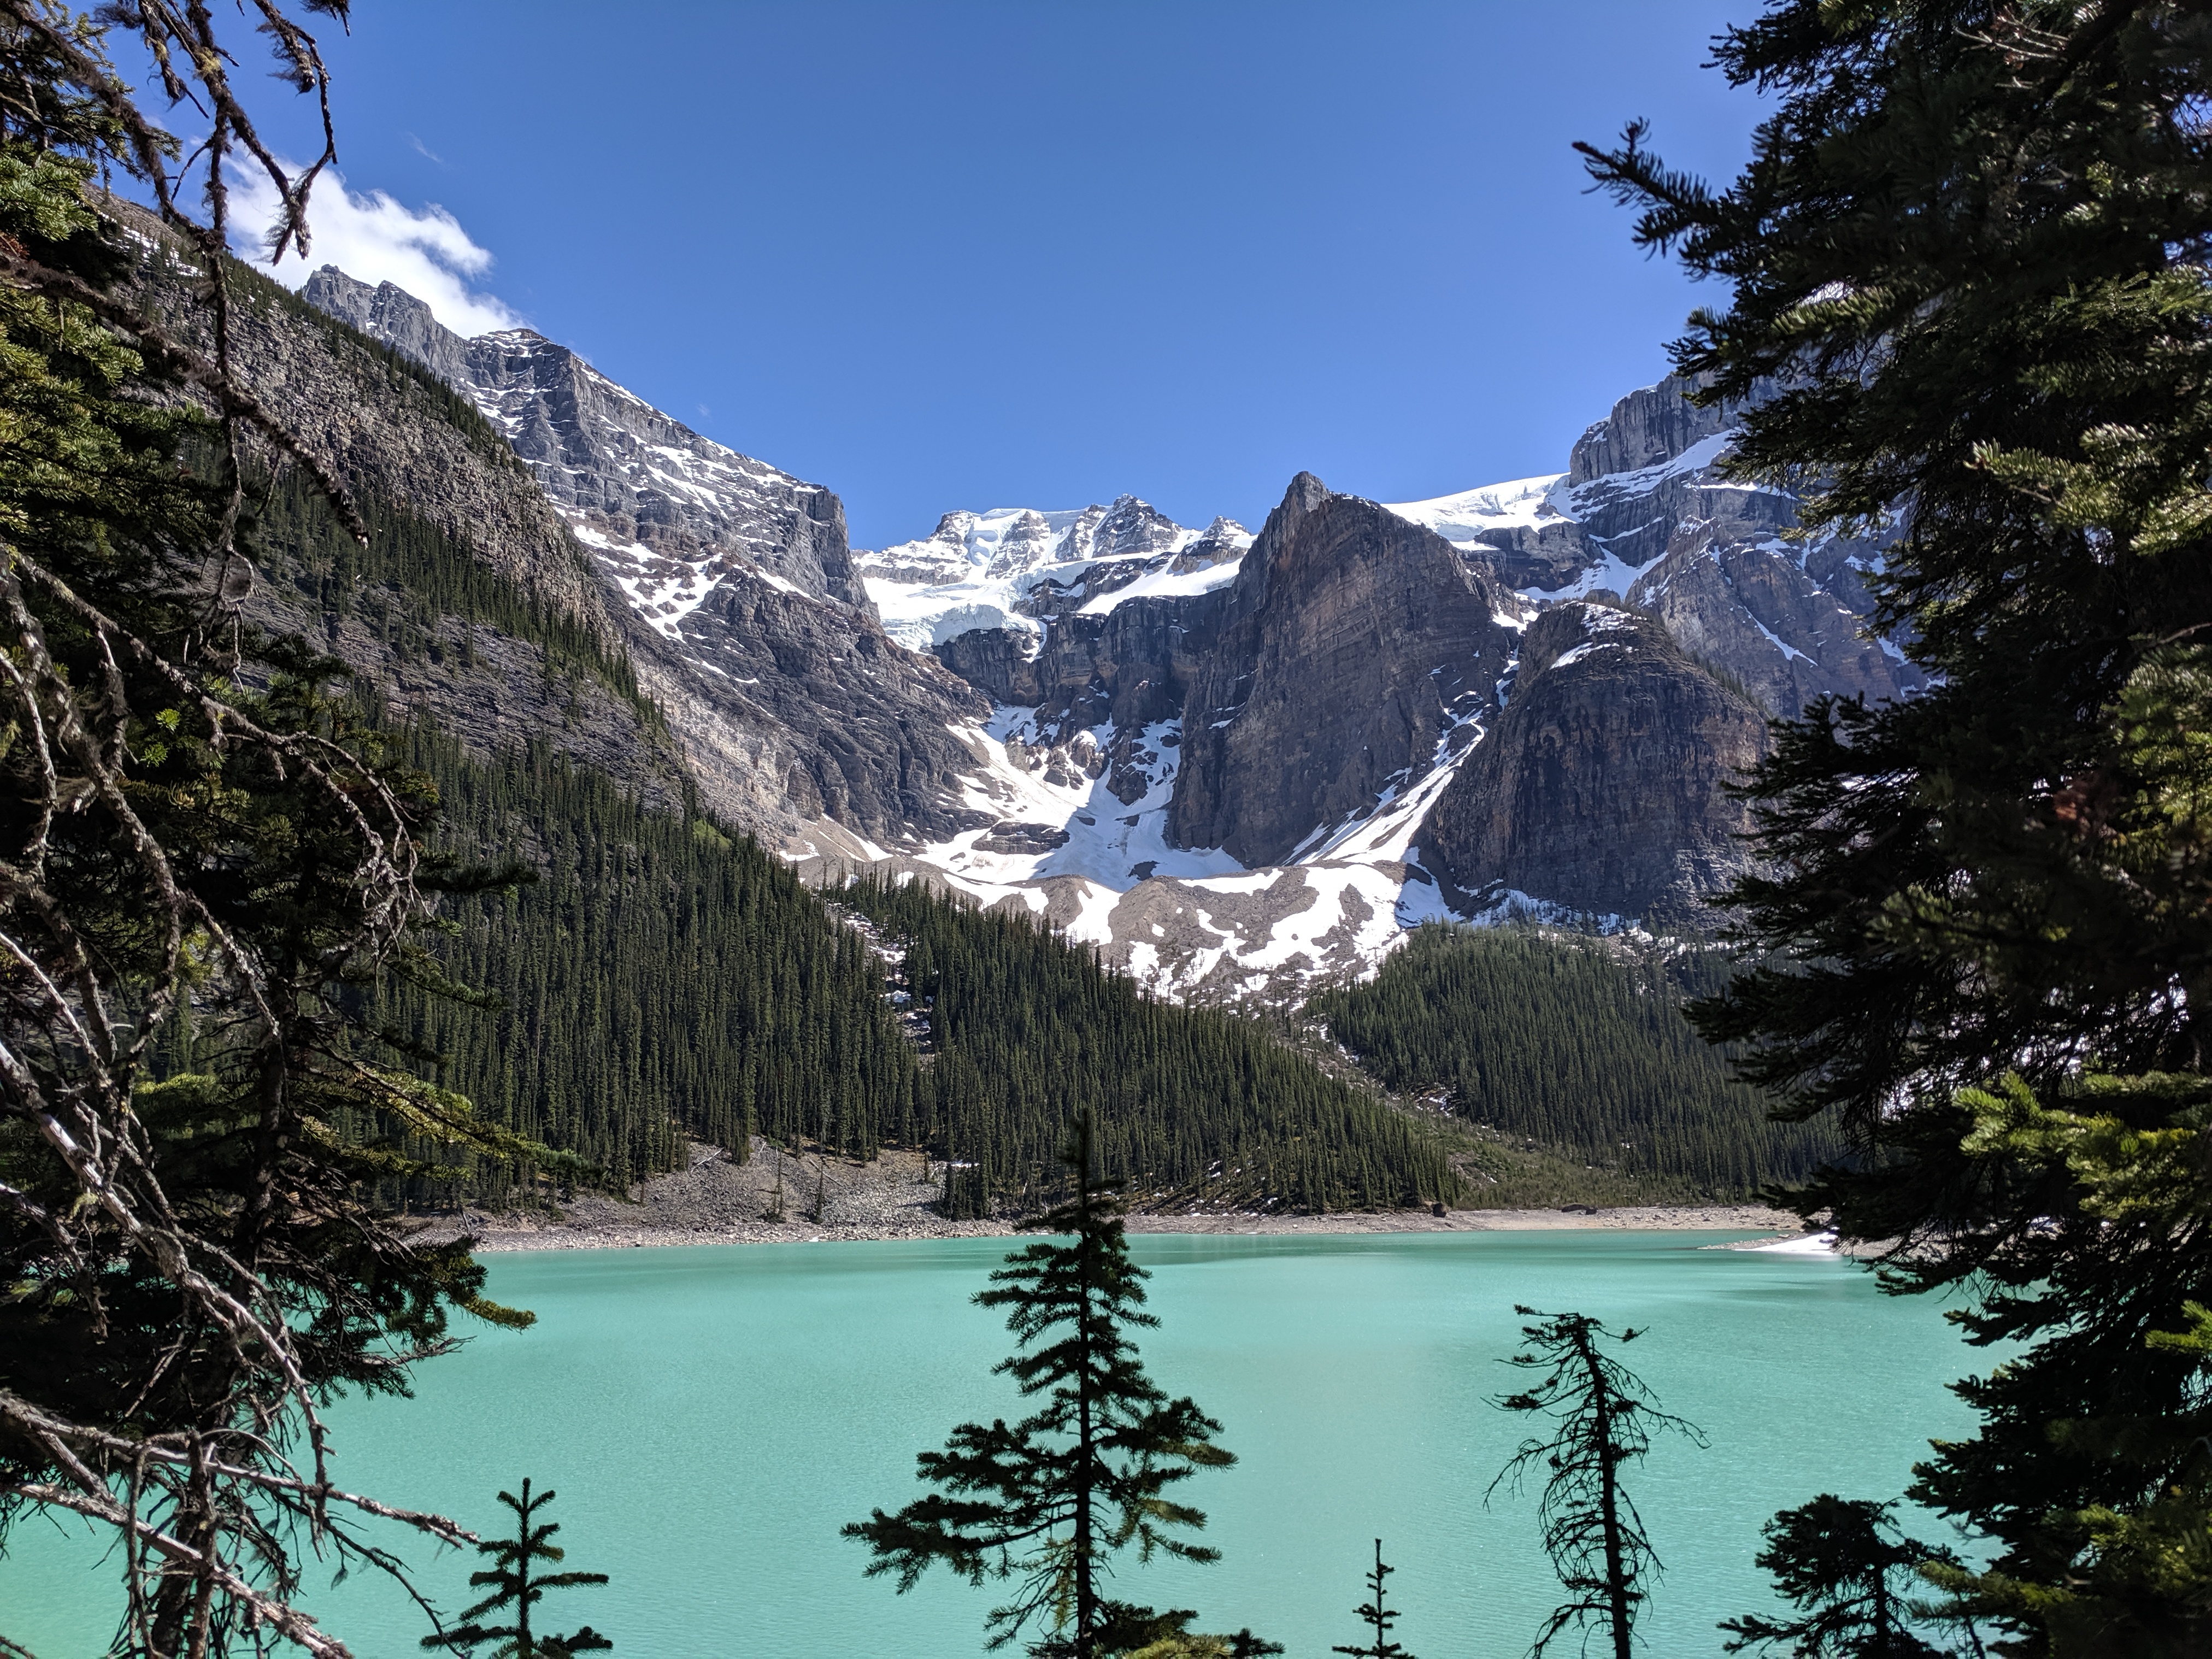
[1576,0,2212,1647]
[423,1480,613,1659]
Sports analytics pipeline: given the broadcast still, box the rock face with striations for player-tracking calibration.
[1167,474,1521,866]
[302,266,868,604]
[279,252,1926,986]
[96,204,675,803]
[299,265,992,850]
[1422,601,1767,922]
[1385,374,1924,718]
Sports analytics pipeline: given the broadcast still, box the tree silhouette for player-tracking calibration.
[0,9,579,1652]
[1581,0,2212,1644]
[426,1480,612,1658]
[846,1115,1240,1656]
[1333,1538,1415,1658]
[1721,1496,1958,1657]
[1489,1308,1705,1659]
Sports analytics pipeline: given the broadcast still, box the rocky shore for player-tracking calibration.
[419,1144,1810,1254]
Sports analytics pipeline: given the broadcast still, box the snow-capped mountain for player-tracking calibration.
[1384,380,1923,716]
[305,264,1917,1002]
[859,497,1251,652]
[860,473,1514,1001]
[302,266,993,855]
[840,378,1922,995]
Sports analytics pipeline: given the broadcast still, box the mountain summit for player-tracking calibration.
[301,264,1915,998]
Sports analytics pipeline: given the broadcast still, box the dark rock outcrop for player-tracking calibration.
[96,208,677,803]
[1168,475,1520,866]
[660,578,991,838]
[1629,520,1916,713]
[1409,375,1923,719]
[1422,602,1768,922]
[936,593,1228,734]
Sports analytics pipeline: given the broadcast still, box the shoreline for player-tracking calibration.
[415,1144,1820,1255]
[438,1202,1810,1254]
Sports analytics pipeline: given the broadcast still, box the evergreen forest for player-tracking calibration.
[232,450,1467,1210]
[243,484,1455,1213]
[9,0,2210,1651]
[1311,927,1839,1197]
[841,876,1466,1214]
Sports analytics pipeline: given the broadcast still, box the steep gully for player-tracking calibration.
[303,268,1919,1002]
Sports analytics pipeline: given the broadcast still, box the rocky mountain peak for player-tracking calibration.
[301,266,470,384]
[1086,494,1189,561]
[1166,479,1518,867]
[299,264,998,854]
[1566,373,1731,486]
[296,257,1924,997]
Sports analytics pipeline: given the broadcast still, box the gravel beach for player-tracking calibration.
[421,1143,1812,1253]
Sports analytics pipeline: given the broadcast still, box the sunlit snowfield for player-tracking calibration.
[5,1231,1980,1657]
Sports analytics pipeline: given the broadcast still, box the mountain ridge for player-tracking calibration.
[295,262,1917,1001]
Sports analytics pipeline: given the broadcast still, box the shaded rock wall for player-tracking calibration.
[1168,476,1518,866]
[299,264,993,850]
[1423,603,1768,923]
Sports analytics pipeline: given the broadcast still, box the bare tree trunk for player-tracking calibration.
[1570,1323,1633,1659]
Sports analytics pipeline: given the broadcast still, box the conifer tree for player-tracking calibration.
[845,1116,1239,1657]
[1575,2,2212,1645]
[0,7,564,1654]
[845,871,1468,1213]
[1332,1539,1415,1659]
[1488,1309,1705,1659]
[425,1480,612,1659]
[1720,1496,1957,1658]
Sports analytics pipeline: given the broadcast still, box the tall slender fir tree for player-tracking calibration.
[845,1116,1250,1658]
[1332,1539,1415,1659]
[424,1480,612,1659]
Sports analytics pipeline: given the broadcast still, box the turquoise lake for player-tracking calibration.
[2,1230,1983,1657]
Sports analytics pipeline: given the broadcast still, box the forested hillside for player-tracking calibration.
[374,733,919,1192]
[370,735,1462,1211]
[843,879,1464,1214]
[211,469,1795,1215]
[238,471,1461,1210]
[1311,927,1838,1197]
[142,287,1463,1217]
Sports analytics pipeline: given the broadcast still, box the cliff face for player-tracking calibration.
[245,249,1927,991]
[100,211,679,807]
[1385,375,1925,719]
[297,266,991,850]
[1629,519,1905,714]
[1166,476,1521,866]
[302,267,868,607]
[1422,602,1768,923]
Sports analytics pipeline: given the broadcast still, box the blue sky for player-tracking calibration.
[207,2,1766,550]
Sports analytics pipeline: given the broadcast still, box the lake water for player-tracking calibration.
[2,1230,1982,1657]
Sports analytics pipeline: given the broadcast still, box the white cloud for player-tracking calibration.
[229,164,521,338]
